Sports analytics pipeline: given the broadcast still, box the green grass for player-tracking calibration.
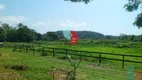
[0,48,128,80]
[1,40,142,80]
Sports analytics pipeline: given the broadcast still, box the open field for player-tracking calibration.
[0,40,142,80]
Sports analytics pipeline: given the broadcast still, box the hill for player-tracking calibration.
[56,30,105,39]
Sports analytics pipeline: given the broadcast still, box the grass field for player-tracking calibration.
[0,40,142,80]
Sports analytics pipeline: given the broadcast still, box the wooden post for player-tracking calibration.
[42,47,44,56]
[32,46,35,55]
[53,48,55,57]
[26,46,28,54]
[65,49,68,58]
[122,55,125,68]
[80,52,82,60]
[98,53,102,66]
[20,45,22,52]
[13,45,16,52]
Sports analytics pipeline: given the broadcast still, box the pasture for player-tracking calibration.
[0,39,142,80]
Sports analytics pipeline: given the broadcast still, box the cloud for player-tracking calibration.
[32,21,50,27]
[32,21,51,34]
[60,20,87,28]
[0,16,25,25]
[0,4,4,10]
[31,20,87,34]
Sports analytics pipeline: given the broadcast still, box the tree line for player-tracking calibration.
[0,23,59,42]
[0,23,142,42]
[119,34,142,42]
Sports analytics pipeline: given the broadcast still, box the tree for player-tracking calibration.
[119,34,126,40]
[130,35,136,41]
[124,0,142,28]
[0,27,6,42]
[17,25,35,42]
[17,23,24,28]
[46,32,59,41]
[35,33,42,40]
[1,23,11,30]
[140,34,142,41]
[6,28,18,42]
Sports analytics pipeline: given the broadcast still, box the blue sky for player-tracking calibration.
[0,0,142,35]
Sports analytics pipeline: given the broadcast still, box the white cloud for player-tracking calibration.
[0,16,25,26]
[31,20,87,34]
[32,21,51,34]
[32,21,50,27]
[0,4,4,10]
[60,20,87,28]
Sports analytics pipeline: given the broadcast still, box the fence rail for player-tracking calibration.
[42,47,142,68]
[1,44,142,68]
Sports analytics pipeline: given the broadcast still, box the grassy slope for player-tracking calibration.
[0,48,128,80]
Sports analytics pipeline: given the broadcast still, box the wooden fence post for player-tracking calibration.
[26,46,28,54]
[98,53,102,66]
[53,48,55,57]
[80,52,82,60]
[13,45,16,52]
[65,49,68,58]
[32,46,35,55]
[42,47,44,56]
[122,55,125,68]
[20,45,22,52]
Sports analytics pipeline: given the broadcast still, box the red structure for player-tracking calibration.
[70,30,78,45]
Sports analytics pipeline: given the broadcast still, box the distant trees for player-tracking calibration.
[55,30,105,39]
[77,31,105,39]
[0,23,59,42]
[0,22,142,42]
[0,27,6,42]
[17,25,35,42]
[1,23,36,42]
[105,35,118,39]
[43,32,59,41]
[119,34,142,42]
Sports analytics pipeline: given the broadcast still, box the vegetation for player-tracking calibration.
[0,27,6,42]
[0,39,142,80]
[66,55,82,80]
[124,0,142,28]
[56,31,105,39]
[0,47,130,80]
[0,0,141,80]
[1,22,142,43]
[119,34,142,42]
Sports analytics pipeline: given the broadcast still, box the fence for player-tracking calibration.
[12,44,35,54]
[1,44,142,68]
[42,47,142,68]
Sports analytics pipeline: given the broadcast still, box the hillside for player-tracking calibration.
[56,30,105,39]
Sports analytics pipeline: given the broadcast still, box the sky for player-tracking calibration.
[0,0,142,36]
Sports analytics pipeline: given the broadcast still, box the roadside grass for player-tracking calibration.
[0,48,128,80]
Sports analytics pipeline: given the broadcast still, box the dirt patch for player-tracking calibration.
[0,72,25,80]
[4,65,29,71]
[135,71,142,80]
[0,53,18,59]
